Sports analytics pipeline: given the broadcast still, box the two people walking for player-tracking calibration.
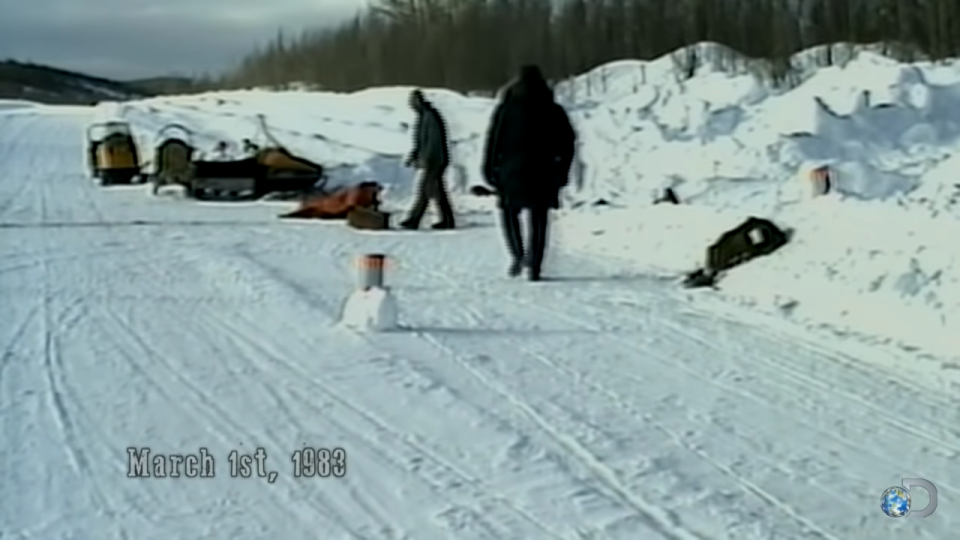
[401,65,577,281]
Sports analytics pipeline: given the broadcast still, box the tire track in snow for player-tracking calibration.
[0,305,44,533]
[225,240,774,537]
[24,307,173,530]
[180,308,404,539]
[223,239,762,538]
[467,334,846,539]
[516,272,960,463]
[12,141,342,535]
[414,330,708,540]
[566,291,960,492]
[412,275,825,537]
[35,175,133,540]
[75,232,451,537]
[490,284,944,531]
[212,247,565,539]
[410,267,759,536]
[670,297,960,453]
[72,172,108,225]
[410,258,958,538]
[0,243,148,276]
[0,156,34,216]
[34,303,318,535]
[110,236,519,537]
[568,246,960,434]
[93,307,348,537]
[402,260,848,539]
[0,305,39,372]
[212,319,547,539]
[1,110,482,538]
[0,114,40,218]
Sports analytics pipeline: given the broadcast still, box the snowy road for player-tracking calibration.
[1,109,957,539]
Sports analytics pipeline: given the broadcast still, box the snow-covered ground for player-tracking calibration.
[95,44,960,360]
[2,44,959,538]
[0,99,41,113]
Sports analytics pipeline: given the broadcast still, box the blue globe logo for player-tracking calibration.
[881,486,911,517]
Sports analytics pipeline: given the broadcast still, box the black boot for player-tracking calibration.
[431,221,455,230]
[399,218,419,230]
[508,257,525,277]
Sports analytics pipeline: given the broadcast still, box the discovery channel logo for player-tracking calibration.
[881,478,938,518]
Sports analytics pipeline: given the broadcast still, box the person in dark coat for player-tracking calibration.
[400,89,456,230]
[482,65,576,281]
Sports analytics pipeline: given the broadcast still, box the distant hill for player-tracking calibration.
[0,60,155,105]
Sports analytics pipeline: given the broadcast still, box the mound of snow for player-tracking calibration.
[338,287,399,332]
[556,199,960,358]
[98,42,960,359]
[0,99,39,113]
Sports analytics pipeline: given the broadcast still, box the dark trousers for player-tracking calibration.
[405,167,455,225]
[500,205,549,277]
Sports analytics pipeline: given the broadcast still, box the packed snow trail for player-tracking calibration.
[1,108,957,539]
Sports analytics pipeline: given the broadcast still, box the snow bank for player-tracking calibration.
[0,99,39,113]
[95,43,960,358]
[555,197,960,358]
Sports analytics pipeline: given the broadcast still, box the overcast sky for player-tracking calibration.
[0,0,367,80]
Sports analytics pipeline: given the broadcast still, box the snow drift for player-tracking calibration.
[95,43,960,359]
[0,99,40,113]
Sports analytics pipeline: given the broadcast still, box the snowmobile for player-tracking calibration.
[86,121,144,185]
[184,146,327,201]
[153,115,327,201]
[146,123,195,195]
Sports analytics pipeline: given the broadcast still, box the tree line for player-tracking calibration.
[216,0,960,93]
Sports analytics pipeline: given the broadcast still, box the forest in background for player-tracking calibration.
[219,0,960,93]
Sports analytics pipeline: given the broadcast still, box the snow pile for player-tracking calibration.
[558,47,960,212]
[338,287,399,331]
[556,197,960,358]
[95,43,960,358]
[0,99,39,113]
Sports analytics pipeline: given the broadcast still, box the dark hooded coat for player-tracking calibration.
[482,67,576,209]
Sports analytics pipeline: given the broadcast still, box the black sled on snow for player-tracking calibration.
[683,217,791,288]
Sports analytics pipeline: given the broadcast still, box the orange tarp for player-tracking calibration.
[280,182,381,219]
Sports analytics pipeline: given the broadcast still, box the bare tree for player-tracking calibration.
[216,0,960,93]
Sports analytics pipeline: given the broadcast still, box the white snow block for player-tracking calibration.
[796,163,833,200]
[338,287,398,331]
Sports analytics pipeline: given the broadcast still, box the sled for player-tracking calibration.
[182,147,326,201]
[682,217,791,288]
[160,114,327,201]
[707,217,789,272]
[682,268,720,289]
[87,121,144,185]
